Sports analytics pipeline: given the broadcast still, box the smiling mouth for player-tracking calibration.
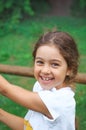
[40,76,54,81]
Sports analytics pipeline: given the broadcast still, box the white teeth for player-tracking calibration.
[43,77,50,81]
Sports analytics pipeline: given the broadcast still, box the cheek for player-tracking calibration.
[34,66,40,77]
[55,68,67,79]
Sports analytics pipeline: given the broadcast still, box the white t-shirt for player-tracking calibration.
[24,81,76,130]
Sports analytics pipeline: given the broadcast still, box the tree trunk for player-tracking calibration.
[47,0,73,16]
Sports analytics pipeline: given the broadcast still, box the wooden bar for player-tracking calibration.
[75,73,86,84]
[0,64,34,77]
[0,64,86,84]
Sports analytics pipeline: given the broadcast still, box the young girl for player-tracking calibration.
[0,31,79,130]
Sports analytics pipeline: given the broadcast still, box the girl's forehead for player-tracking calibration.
[36,45,65,61]
[37,44,59,53]
[37,44,58,50]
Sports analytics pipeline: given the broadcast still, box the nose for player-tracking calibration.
[41,65,51,74]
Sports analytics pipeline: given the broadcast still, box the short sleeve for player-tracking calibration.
[38,90,61,120]
[38,88,75,121]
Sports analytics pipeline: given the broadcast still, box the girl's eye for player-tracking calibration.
[51,63,59,68]
[36,60,44,65]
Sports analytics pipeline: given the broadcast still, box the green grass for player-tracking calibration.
[0,16,86,130]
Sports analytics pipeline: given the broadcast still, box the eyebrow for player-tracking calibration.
[35,57,61,63]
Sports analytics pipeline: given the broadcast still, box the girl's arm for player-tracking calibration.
[0,75,52,119]
[0,108,24,130]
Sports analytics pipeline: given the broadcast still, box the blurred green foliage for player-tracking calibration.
[0,0,86,36]
[71,0,86,16]
[0,0,34,35]
[0,0,34,19]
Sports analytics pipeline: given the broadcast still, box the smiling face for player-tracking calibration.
[34,45,70,90]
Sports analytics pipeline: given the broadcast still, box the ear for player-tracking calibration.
[66,69,71,76]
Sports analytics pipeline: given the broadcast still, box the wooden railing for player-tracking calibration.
[0,64,86,84]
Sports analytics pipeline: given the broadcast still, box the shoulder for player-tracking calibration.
[38,87,75,109]
[33,81,42,92]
